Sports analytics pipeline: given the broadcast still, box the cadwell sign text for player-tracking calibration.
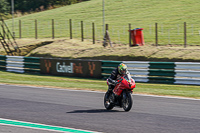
[56,62,73,73]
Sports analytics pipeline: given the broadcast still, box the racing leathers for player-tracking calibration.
[107,68,130,92]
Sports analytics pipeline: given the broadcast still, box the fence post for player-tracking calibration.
[129,23,131,47]
[19,20,21,39]
[92,22,95,44]
[184,22,187,48]
[81,21,84,41]
[35,19,37,39]
[52,19,54,39]
[69,19,72,39]
[155,23,158,46]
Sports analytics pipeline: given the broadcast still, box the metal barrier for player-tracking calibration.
[174,62,200,85]
[0,55,40,73]
[0,55,6,70]
[1,55,200,85]
[123,61,200,85]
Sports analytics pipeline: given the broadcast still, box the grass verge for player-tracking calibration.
[0,71,199,99]
[1,38,199,62]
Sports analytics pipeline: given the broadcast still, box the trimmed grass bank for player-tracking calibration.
[0,71,199,99]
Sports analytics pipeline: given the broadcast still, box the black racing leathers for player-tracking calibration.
[107,68,130,91]
[107,68,121,91]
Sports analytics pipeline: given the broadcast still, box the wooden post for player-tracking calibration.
[81,21,84,41]
[19,20,21,39]
[69,19,72,39]
[184,22,187,48]
[35,19,37,39]
[92,22,95,44]
[129,23,131,47]
[155,23,158,46]
[52,19,54,39]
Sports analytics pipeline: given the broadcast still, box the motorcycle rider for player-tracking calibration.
[107,63,130,92]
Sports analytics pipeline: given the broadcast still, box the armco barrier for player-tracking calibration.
[123,61,200,85]
[0,55,40,73]
[174,62,200,85]
[0,55,6,70]
[1,55,200,85]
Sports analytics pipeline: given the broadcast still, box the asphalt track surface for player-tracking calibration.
[0,84,200,133]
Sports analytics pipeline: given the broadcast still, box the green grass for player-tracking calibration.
[2,38,200,62]
[0,71,106,91]
[3,0,200,45]
[0,71,199,99]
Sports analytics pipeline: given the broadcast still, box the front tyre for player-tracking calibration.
[122,91,133,112]
[104,91,114,110]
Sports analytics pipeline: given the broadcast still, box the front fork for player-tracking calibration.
[122,90,133,100]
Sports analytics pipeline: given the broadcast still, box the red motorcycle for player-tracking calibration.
[104,74,136,112]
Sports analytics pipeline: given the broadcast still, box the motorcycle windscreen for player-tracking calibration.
[124,74,136,89]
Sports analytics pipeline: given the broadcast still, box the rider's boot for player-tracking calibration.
[108,85,115,103]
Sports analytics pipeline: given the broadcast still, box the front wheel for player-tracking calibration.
[104,91,114,110]
[122,91,133,112]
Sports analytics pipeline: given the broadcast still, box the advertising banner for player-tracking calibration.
[40,58,102,79]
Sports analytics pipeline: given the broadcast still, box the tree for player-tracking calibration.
[0,0,10,14]
[5,0,90,13]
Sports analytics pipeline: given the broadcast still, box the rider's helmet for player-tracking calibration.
[118,63,128,75]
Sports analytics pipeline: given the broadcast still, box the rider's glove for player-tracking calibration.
[114,81,118,85]
[115,78,123,85]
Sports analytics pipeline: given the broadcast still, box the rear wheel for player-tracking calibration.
[122,91,133,112]
[104,91,114,110]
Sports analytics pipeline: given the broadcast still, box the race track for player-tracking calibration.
[0,84,200,133]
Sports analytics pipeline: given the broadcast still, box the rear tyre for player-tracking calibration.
[122,91,133,112]
[104,91,114,110]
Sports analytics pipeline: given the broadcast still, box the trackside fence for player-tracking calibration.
[0,55,40,73]
[5,19,200,46]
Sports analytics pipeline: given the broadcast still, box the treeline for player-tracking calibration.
[0,0,10,14]
[0,0,89,15]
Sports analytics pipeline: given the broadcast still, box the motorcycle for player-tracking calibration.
[104,74,136,112]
